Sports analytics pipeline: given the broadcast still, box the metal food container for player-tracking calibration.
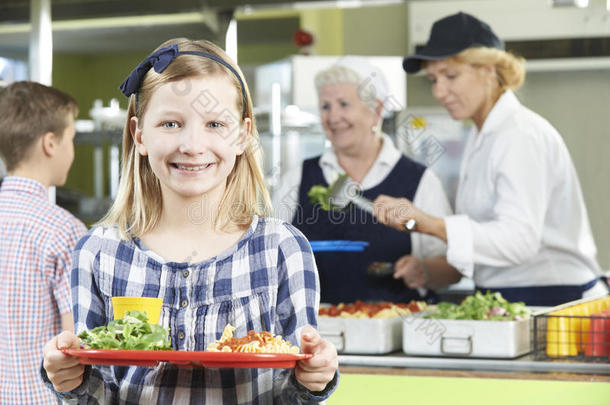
[319,316,403,354]
[402,312,531,358]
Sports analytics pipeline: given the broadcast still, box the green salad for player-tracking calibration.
[307,174,349,211]
[78,310,172,350]
[307,185,333,211]
[425,291,530,321]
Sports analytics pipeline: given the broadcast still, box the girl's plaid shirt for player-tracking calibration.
[44,215,338,404]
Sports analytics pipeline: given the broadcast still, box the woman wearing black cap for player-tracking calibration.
[373,12,608,306]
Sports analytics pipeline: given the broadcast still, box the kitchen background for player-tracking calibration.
[0,0,608,273]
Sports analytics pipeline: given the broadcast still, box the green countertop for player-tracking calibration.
[328,374,610,405]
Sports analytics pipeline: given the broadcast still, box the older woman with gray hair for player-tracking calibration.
[273,57,460,304]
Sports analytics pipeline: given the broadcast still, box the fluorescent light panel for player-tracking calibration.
[0,12,206,34]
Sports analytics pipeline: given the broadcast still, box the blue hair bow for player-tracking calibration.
[119,44,179,97]
[118,44,247,117]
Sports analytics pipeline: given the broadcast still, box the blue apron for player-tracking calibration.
[477,279,604,307]
[293,156,427,304]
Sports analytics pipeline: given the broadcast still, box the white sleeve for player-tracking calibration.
[445,215,475,277]
[271,164,303,223]
[411,169,452,258]
[445,131,548,278]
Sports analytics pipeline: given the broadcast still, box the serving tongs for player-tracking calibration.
[367,261,427,297]
[367,262,395,277]
[328,174,416,231]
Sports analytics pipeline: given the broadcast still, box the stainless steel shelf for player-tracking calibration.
[338,352,610,375]
[75,130,122,146]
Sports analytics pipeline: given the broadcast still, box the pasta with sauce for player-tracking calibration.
[207,324,300,354]
[319,300,427,319]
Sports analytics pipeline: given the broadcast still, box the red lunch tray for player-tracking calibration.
[63,349,311,369]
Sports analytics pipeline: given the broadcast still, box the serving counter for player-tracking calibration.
[326,352,610,404]
[338,352,610,377]
[323,296,610,403]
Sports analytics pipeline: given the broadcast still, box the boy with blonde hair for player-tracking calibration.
[0,81,87,404]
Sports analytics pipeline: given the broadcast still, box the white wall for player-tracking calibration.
[408,0,610,49]
[519,69,610,271]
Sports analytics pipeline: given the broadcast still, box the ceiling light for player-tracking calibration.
[550,0,589,7]
[292,0,402,10]
[0,12,207,35]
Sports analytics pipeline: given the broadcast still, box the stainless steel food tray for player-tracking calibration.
[319,316,403,354]
[402,312,531,358]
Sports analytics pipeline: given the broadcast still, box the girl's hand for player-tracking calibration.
[394,255,427,289]
[295,325,338,393]
[43,331,85,393]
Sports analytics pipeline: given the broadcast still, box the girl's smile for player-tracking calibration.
[170,160,217,173]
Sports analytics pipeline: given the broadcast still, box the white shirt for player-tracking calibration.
[445,90,603,291]
[273,133,452,259]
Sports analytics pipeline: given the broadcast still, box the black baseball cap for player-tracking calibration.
[403,12,504,74]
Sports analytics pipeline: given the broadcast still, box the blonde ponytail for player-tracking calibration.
[453,47,526,91]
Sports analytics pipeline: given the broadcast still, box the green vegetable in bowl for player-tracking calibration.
[425,291,530,321]
[78,310,172,350]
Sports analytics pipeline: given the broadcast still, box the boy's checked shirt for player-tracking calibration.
[0,176,86,404]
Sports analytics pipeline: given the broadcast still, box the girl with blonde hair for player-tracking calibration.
[41,38,338,404]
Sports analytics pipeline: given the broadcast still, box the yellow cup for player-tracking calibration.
[589,297,605,314]
[546,313,560,357]
[112,296,162,324]
[546,309,578,357]
[562,308,579,356]
[579,304,592,351]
